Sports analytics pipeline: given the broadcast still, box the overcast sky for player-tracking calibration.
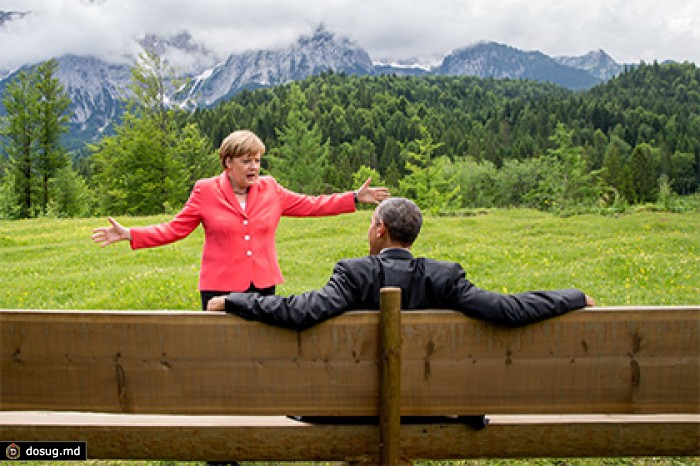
[1,0,698,70]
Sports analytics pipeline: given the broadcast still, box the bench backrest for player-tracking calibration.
[1,306,698,415]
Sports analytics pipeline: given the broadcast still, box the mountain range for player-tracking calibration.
[1,23,629,150]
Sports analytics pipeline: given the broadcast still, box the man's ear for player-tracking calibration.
[376,221,387,238]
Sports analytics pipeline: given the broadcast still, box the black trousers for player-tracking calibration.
[200,284,276,310]
[289,415,489,430]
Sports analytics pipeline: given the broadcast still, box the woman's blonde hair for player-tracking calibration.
[219,130,266,169]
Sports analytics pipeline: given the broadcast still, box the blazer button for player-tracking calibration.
[244,235,251,241]
[243,219,249,226]
[246,251,253,256]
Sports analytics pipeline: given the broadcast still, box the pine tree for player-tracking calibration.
[91,110,186,215]
[398,125,459,213]
[530,123,603,211]
[47,165,92,217]
[589,129,608,170]
[629,143,659,203]
[129,48,169,134]
[602,136,634,202]
[1,61,75,218]
[35,59,71,215]
[1,69,40,218]
[90,47,210,215]
[173,123,218,190]
[267,84,328,194]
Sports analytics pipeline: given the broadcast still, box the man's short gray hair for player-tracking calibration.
[375,197,423,245]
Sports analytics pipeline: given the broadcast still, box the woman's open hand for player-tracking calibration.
[92,217,131,247]
[356,178,390,205]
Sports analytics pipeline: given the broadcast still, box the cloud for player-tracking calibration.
[0,0,698,71]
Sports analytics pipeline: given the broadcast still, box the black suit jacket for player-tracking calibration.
[224,248,587,330]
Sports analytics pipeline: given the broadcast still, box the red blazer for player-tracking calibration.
[130,174,356,291]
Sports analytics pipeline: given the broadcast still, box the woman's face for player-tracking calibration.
[226,152,262,190]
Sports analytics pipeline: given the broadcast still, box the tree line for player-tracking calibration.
[0,59,89,218]
[1,54,698,219]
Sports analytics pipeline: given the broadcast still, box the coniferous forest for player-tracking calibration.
[1,59,699,218]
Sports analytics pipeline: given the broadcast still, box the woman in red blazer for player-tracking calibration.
[92,130,389,308]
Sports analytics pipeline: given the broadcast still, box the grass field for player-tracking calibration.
[0,208,698,310]
[1,209,698,465]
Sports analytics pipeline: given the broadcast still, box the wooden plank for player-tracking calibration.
[379,288,401,466]
[0,412,697,460]
[1,307,698,415]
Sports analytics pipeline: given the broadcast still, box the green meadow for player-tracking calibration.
[1,209,698,465]
[0,208,698,310]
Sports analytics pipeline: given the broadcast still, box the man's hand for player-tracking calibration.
[206,296,226,312]
[585,295,595,307]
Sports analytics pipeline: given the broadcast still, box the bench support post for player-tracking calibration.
[380,287,402,465]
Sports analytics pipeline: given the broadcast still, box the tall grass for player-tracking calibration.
[0,209,698,309]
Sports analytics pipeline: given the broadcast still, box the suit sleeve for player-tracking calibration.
[223,260,366,330]
[445,263,587,325]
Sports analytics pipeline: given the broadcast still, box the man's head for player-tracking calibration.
[368,197,423,255]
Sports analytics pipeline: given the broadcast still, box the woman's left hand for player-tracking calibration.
[356,178,390,205]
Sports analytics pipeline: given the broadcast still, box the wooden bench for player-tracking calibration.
[1,289,698,463]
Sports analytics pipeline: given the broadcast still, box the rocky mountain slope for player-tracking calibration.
[0,23,628,149]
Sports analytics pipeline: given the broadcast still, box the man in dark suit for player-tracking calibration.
[207,197,594,327]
